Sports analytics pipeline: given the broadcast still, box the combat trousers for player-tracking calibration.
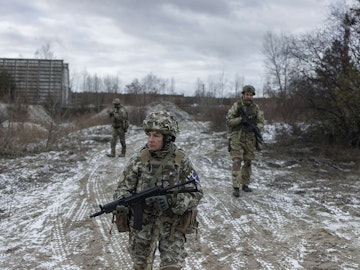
[129,214,185,270]
[110,127,126,155]
[229,131,255,187]
[241,160,252,185]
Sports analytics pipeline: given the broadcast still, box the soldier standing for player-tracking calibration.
[107,98,129,157]
[226,85,265,197]
[113,111,203,270]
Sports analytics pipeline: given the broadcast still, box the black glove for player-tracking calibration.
[113,205,129,215]
[241,117,249,126]
[146,195,173,211]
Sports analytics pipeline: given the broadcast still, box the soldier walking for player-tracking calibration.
[226,85,265,197]
[113,111,203,269]
[107,98,129,157]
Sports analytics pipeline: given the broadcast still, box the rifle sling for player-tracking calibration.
[149,145,176,186]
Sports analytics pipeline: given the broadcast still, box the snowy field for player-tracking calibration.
[1,106,359,270]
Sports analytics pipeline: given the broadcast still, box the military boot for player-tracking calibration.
[107,150,115,157]
[233,188,240,197]
[242,185,252,192]
[118,150,126,157]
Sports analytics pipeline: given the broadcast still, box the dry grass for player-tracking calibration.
[0,106,149,157]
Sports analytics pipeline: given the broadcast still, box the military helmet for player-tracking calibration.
[143,111,179,138]
[242,85,256,95]
[112,98,121,105]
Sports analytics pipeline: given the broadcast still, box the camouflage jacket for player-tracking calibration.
[113,143,203,217]
[226,99,264,134]
[109,105,128,129]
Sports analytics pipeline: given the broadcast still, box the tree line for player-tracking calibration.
[1,1,360,148]
[262,1,360,147]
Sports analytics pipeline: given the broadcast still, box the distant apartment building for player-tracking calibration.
[0,58,70,106]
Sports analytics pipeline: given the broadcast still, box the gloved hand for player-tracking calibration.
[113,205,129,215]
[241,117,249,126]
[171,193,190,216]
[146,195,173,211]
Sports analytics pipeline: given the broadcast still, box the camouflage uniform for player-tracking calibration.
[113,111,203,270]
[226,85,264,194]
[108,98,129,157]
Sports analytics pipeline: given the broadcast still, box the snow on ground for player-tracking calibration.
[0,106,360,270]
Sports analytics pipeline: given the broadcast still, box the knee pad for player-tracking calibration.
[232,158,242,171]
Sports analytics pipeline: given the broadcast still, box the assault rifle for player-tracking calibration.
[90,179,200,230]
[108,108,119,116]
[239,107,266,147]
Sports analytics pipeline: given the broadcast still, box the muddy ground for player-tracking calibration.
[1,116,360,270]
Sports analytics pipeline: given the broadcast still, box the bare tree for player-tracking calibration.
[232,73,244,98]
[126,79,144,94]
[194,78,205,97]
[262,31,293,97]
[169,78,175,94]
[34,43,55,59]
[216,69,228,103]
[141,73,169,94]
[287,1,360,146]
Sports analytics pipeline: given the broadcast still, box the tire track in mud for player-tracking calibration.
[171,128,360,269]
[4,121,359,269]
[81,132,148,269]
[234,165,308,269]
[190,136,244,270]
[49,175,95,268]
[85,147,130,269]
[189,140,307,269]
[44,145,121,269]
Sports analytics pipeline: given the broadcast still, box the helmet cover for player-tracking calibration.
[112,98,121,105]
[143,111,179,138]
[242,85,256,95]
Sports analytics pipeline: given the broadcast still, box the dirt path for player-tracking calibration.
[1,122,360,270]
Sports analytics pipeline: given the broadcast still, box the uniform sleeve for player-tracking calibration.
[256,107,265,130]
[119,106,128,120]
[226,102,243,128]
[113,155,141,200]
[171,155,203,215]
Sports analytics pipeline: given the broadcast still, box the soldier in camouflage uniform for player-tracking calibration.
[226,85,265,197]
[107,98,129,157]
[113,111,203,270]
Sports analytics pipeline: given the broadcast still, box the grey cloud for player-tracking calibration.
[0,0,337,95]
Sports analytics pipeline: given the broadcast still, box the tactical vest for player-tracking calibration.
[230,101,259,132]
[240,102,258,115]
[139,147,199,239]
[138,147,185,190]
[111,106,128,129]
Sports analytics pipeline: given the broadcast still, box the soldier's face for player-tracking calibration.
[147,131,164,151]
[242,92,254,101]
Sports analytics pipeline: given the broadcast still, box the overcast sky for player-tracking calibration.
[0,0,354,96]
